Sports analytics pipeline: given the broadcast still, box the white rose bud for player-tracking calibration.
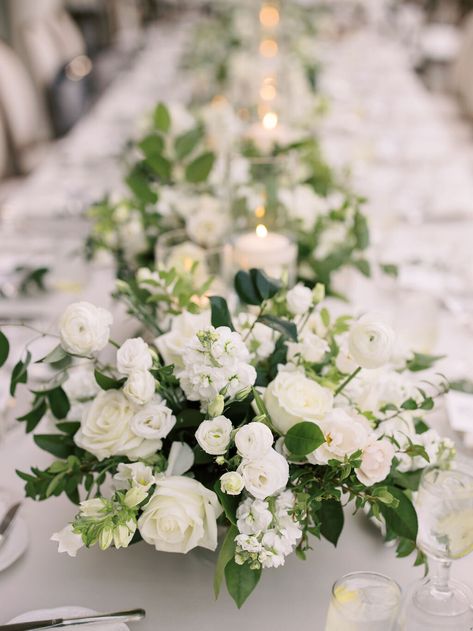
[235,422,273,460]
[220,471,244,495]
[286,283,313,315]
[195,416,233,455]
[117,337,153,375]
[59,302,113,356]
[124,487,148,508]
[312,283,325,303]
[356,439,395,486]
[348,315,395,369]
[208,394,225,418]
[123,370,156,406]
[238,449,289,500]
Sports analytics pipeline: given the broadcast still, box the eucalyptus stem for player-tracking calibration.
[334,366,361,397]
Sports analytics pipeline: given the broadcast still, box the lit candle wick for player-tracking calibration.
[262,111,278,130]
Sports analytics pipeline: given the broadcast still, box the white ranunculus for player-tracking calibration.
[131,395,176,440]
[308,408,372,465]
[195,416,233,455]
[51,525,84,557]
[348,315,395,369]
[238,449,289,500]
[75,390,161,461]
[220,471,244,495]
[114,462,155,490]
[264,371,334,434]
[117,337,153,375]
[185,196,229,248]
[156,310,210,369]
[286,283,313,315]
[235,422,273,460]
[59,302,113,356]
[123,370,156,406]
[356,439,395,486]
[63,364,99,402]
[138,476,222,553]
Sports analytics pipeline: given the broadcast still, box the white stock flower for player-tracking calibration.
[236,497,273,535]
[348,315,395,369]
[286,283,313,315]
[131,395,176,440]
[308,408,372,465]
[235,422,273,460]
[59,302,113,356]
[74,390,161,460]
[287,331,330,364]
[123,370,156,406]
[356,439,395,486]
[114,462,155,490]
[117,338,153,375]
[185,195,228,248]
[195,415,233,455]
[264,371,333,434]
[220,471,244,495]
[138,476,222,553]
[238,448,289,500]
[51,524,84,557]
[156,310,210,369]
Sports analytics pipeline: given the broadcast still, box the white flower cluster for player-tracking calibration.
[235,491,302,569]
[178,326,257,405]
[235,313,276,362]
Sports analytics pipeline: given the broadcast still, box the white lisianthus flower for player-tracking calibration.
[185,195,229,248]
[138,476,222,553]
[220,471,244,495]
[264,371,333,434]
[348,315,395,369]
[356,439,395,486]
[114,462,155,490]
[63,364,99,402]
[51,524,84,557]
[195,415,233,455]
[59,302,113,356]
[123,370,156,406]
[286,283,313,315]
[238,448,289,500]
[235,422,273,460]
[117,338,153,375]
[156,310,210,369]
[308,408,372,465]
[75,390,161,460]
[130,395,176,440]
[287,331,330,364]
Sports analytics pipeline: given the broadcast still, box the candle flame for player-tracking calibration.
[262,111,278,130]
[255,205,266,218]
[259,38,278,58]
[260,82,277,101]
[259,5,280,28]
[256,224,268,238]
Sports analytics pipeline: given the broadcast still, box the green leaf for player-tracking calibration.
[234,270,261,306]
[146,154,172,181]
[214,525,238,599]
[139,134,165,158]
[210,296,234,330]
[285,421,325,455]
[391,469,423,492]
[319,498,344,546]
[396,538,416,558]
[46,472,66,498]
[225,559,261,608]
[249,268,280,301]
[0,330,9,367]
[126,165,157,205]
[153,103,171,133]
[257,315,297,341]
[214,482,239,526]
[10,351,31,396]
[185,151,215,183]
[94,370,125,391]
[380,263,398,278]
[17,399,47,433]
[354,210,369,250]
[47,387,70,420]
[34,434,74,459]
[352,259,371,277]
[37,345,67,364]
[406,352,444,372]
[174,127,203,160]
[379,486,418,542]
[174,408,205,430]
[56,421,80,436]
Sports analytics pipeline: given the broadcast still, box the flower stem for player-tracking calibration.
[334,366,361,397]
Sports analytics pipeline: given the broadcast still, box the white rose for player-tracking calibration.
[130,395,176,440]
[195,415,233,455]
[138,476,222,553]
[114,462,155,490]
[286,283,313,315]
[348,315,395,369]
[264,371,333,434]
[59,302,113,356]
[235,422,273,460]
[75,390,161,460]
[185,196,228,248]
[51,524,84,557]
[308,408,372,465]
[356,439,395,486]
[123,370,156,406]
[238,449,289,500]
[117,338,153,375]
[156,310,210,369]
[220,471,245,495]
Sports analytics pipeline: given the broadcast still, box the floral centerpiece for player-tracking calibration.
[0,267,453,607]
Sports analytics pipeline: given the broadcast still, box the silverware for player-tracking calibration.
[0,609,146,631]
[0,503,21,548]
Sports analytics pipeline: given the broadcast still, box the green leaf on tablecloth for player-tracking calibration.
[285,421,325,456]
[94,370,126,391]
[10,351,31,396]
[185,151,215,183]
[0,330,9,367]
[406,352,444,372]
[379,486,418,542]
[210,296,234,330]
[257,315,298,342]
[47,387,70,420]
[214,482,239,526]
[17,398,47,433]
[153,103,171,133]
[249,268,280,301]
[175,127,203,160]
[214,525,238,599]
[225,559,261,608]
[34,433,75,459]
[37,344,67,364]
[319,498,344,546]
[234,270,261,305]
